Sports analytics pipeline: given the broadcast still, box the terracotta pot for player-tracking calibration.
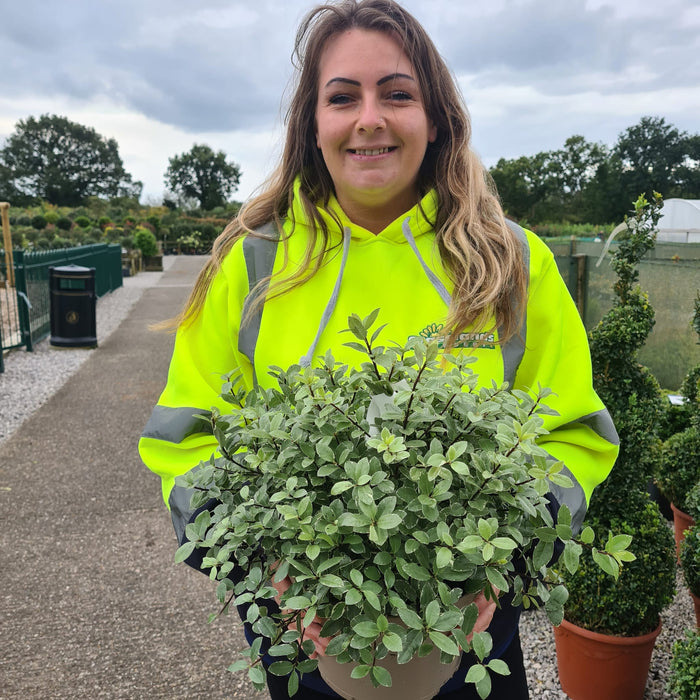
[671,503,696,562]
[691,591,700,629]
[553,617,662,700]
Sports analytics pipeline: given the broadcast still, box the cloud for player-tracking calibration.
[0,0,698,201]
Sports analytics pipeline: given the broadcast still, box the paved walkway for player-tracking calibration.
[0,256,258,699]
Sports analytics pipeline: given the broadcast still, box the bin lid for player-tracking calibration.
[50,264,95,274]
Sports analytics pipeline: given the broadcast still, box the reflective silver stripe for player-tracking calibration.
[141,405,213,442]
[239,222,279,380]
[502,221,530,387]
[545,461,588,534]
[558,408,620,445]
[169,478,199,543]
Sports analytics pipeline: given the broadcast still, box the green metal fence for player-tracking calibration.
[0,244,122,361]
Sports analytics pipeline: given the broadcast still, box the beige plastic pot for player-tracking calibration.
[317,642,461,700]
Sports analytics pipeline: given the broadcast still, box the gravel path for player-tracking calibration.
[0,257,695,698]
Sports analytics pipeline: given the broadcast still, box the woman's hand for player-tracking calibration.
[271,575,331,658]
[467,588,499,643]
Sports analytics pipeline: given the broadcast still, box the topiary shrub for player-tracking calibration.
[667,629,700,700]
[74,215,92,229]
[561,193,676,637]
[133,227,158,257]
[658,292,700,514]
[56,216,73,231]
[680,522,700,597]
[43,211,59,225]
[31,214,47,230]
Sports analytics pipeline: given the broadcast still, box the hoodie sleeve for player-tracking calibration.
[513,231,619,533]
[138,241,255,546]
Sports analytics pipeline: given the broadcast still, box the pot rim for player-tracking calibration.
[557,616,662,646]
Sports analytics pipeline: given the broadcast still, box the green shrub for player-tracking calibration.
[31,214,47,230]
[56,216,73,231]
[98,216,112,230]
[43,211,59,224]
[667,629,700,700]
[562,503,675,636]
[562,193,676,637]
[35,237,51,250]
[121,236,134,250]
[680,523,700,596]
[74,215,91,229]
[17,215,31,226]
[658,427,700,513]
[133,227,158,257]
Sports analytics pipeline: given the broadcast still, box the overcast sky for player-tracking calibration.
[1,0,698,204]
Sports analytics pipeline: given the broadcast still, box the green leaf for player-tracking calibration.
[316,443,335,463]
[345,588,363,606]
[248,665,265,686]
[425,600,440,628]
[306,544,320,560]
[606,533,633,552]
[363,588,381,611]
[350,664,371,679]
[436,547,453,569]
[403,563,431,581]
[319,574,344,588]
[382,631,403,653]
[353,621,379,638]
[429,630,459,655]
[370,665,393,688]
[476,672,492,699]
[377,513,402,530]
[174,541,196,563]
[397,608,424,630]
[580,526,595,545]
[284,596,312,610]
[227,659,249,673]
[485,566,508,592]
[287,671,299,697]
[269,661,295,676]
[487,658,511,676]
[471,632,492,661]
[331,481,354,495]
[465,664,487,684]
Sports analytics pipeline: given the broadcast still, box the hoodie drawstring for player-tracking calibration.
[299,227,352,367]
[401,218,452,305]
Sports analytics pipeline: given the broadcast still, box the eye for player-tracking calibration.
[328,94,354,105]
[388,90,413,101]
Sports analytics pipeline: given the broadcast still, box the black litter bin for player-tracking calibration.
[49,264,97,348]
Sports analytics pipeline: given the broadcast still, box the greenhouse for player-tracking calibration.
[657,198,700,243]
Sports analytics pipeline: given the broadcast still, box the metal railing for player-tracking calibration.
[0,244,122,364]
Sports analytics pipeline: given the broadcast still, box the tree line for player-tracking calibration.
[1,113,698,226]
[490,116,700,225]
[0,114,241,211]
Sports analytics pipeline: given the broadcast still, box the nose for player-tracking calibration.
[356,96,385,133]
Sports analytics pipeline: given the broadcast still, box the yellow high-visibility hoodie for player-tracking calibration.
[139,183,618,691]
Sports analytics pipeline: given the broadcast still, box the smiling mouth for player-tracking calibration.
[348,147,396,156]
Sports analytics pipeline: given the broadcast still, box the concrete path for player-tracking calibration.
[0,256,259,699]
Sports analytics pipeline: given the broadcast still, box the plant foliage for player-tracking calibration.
[667,629,700,700]
[562,193,676,636]
[680,524,700,597]
[177,311,633,697]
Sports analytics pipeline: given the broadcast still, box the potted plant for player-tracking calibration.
[555,194,677,700]
[176,311,633,699]
[680,484,700,627]
[666,629,700,700]
[658,292,700,557]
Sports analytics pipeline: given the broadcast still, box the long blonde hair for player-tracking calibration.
[169,0,526,345]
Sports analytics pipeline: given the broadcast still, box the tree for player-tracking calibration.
[615,116,696,203]
[0,114,142,206]
[164,144,241,210]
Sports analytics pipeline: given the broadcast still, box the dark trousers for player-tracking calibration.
[265,631,529,699]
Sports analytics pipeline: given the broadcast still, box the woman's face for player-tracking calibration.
[315,29,437,231]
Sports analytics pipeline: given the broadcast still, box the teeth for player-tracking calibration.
[353,147,391,156]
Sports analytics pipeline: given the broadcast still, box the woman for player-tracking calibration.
[139,1,619,697]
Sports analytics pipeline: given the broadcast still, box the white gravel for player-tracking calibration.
[0,254,695,699]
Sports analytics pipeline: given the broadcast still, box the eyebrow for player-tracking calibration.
[323,72,416,88]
